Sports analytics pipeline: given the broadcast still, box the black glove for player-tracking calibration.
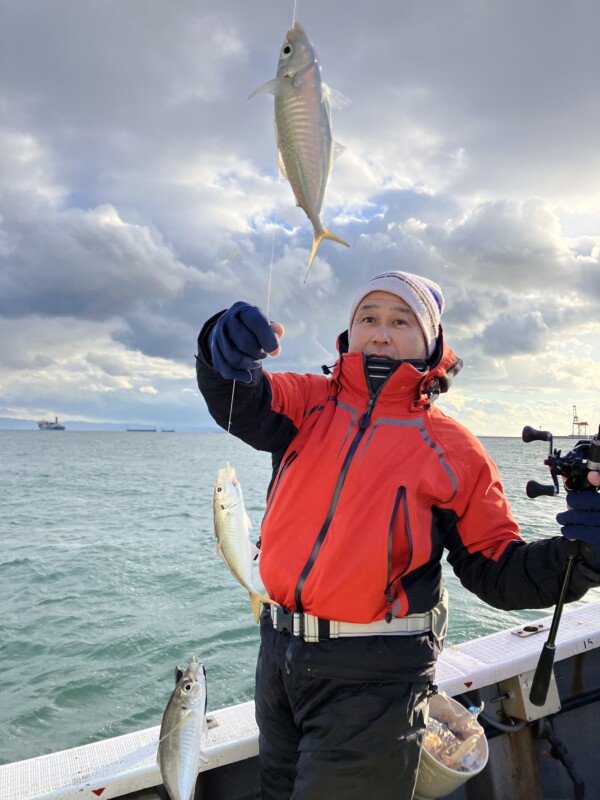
[556,490,600,569]
[209,301,280,384]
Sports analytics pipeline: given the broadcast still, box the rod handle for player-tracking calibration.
[529,642,556,706]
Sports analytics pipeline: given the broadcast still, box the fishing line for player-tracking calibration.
[227,381,236,434]
[265,174,283,319]
[227,177,281,434]
[227,1,297,433]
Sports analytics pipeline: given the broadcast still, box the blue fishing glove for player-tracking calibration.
[556,490,600,569]
[209,301,280,384]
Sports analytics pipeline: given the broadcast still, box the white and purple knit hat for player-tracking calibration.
[349,271,444,358]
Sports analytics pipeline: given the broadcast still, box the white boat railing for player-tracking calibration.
[2,602,600,800]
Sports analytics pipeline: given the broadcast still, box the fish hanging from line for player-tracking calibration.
[213,463,277,622]
[249,20,350,280]
[157,658,208,800]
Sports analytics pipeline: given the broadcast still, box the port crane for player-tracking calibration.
[571,404,589,437]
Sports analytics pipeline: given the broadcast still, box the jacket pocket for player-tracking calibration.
[384,486,414,618]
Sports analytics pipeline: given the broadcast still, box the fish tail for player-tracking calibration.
[250,592,278,624]
[304,228,350,283]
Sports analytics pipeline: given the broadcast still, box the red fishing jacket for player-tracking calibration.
[197,316,600,623]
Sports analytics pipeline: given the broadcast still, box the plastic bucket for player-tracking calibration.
[413,693,489,800]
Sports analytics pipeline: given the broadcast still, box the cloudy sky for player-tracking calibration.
[1,0,599,435]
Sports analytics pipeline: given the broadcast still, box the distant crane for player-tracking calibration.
[571,405,589,437]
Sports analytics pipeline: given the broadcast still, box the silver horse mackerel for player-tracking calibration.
[157,658,208,800]
[250,21,349,278]
[213,463,275,622]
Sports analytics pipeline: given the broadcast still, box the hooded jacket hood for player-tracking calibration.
[333,325,463,410]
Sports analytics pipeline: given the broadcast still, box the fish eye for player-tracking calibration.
[183,682,193,692]
[216,486,222,493]
[282,44,292,57]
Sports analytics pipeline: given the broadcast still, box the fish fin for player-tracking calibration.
[250,593,262,623]
[245,512,253,530]
[250,592,276,623]
[278,152,288,181]
[304,228,351,282]
[322,83,352,110]
[331,141,346,166]
[248,78,282,99]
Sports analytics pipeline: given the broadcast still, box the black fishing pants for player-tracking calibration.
[255,608,435,800]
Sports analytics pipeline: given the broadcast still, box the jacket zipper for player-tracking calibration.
[294,365,381,611]
[384,486,413,621]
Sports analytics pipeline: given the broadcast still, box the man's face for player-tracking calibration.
[348,291,427,360]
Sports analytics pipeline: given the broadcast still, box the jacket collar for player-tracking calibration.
[332,327,463,412]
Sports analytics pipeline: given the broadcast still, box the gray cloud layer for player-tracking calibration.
[1,0,598,433]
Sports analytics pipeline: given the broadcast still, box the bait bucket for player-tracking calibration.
[414,693,489,799]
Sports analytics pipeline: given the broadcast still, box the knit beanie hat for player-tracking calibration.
[348,271,444,358]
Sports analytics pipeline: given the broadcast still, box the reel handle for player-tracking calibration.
[526,480,558,498]
[522,426,552,444]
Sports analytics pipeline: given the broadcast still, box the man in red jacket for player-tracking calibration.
[196,270,600,800]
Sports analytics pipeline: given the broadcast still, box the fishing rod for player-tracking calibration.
[522,423,600,707]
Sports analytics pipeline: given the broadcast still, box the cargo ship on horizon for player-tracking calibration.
[37,416,65,431]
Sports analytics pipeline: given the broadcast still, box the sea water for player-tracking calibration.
[0,430,598,765]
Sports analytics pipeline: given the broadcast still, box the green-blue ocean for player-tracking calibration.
[1,430,598,766]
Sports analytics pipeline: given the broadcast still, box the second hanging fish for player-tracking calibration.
[249,21,350,279]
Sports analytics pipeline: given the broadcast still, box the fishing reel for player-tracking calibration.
[522,425,600,496]
[522,423,600,707]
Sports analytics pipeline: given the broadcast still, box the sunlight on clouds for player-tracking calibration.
[94,205,125,226]
[0,130,65,208]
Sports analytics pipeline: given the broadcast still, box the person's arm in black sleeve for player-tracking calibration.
[196,304,297,454]
[441,507,600,611]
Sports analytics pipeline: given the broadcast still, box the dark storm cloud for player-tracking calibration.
[0,204,195,320]
[480,311,549,357]
[114,308,199,362]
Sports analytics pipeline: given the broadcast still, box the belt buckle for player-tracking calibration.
[273,606,303,637]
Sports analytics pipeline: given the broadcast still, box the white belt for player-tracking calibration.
[269,605,432,643]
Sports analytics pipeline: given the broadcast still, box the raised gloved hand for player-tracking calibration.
[209,301,283,383]
[556,486,600,569]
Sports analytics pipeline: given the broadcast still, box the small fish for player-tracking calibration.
[249,21,349,279]
[223,247,237,264]
[213,463,276,622]
[158,658,208,800]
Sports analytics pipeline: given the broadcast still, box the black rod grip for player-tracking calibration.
[529,643,556,706]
